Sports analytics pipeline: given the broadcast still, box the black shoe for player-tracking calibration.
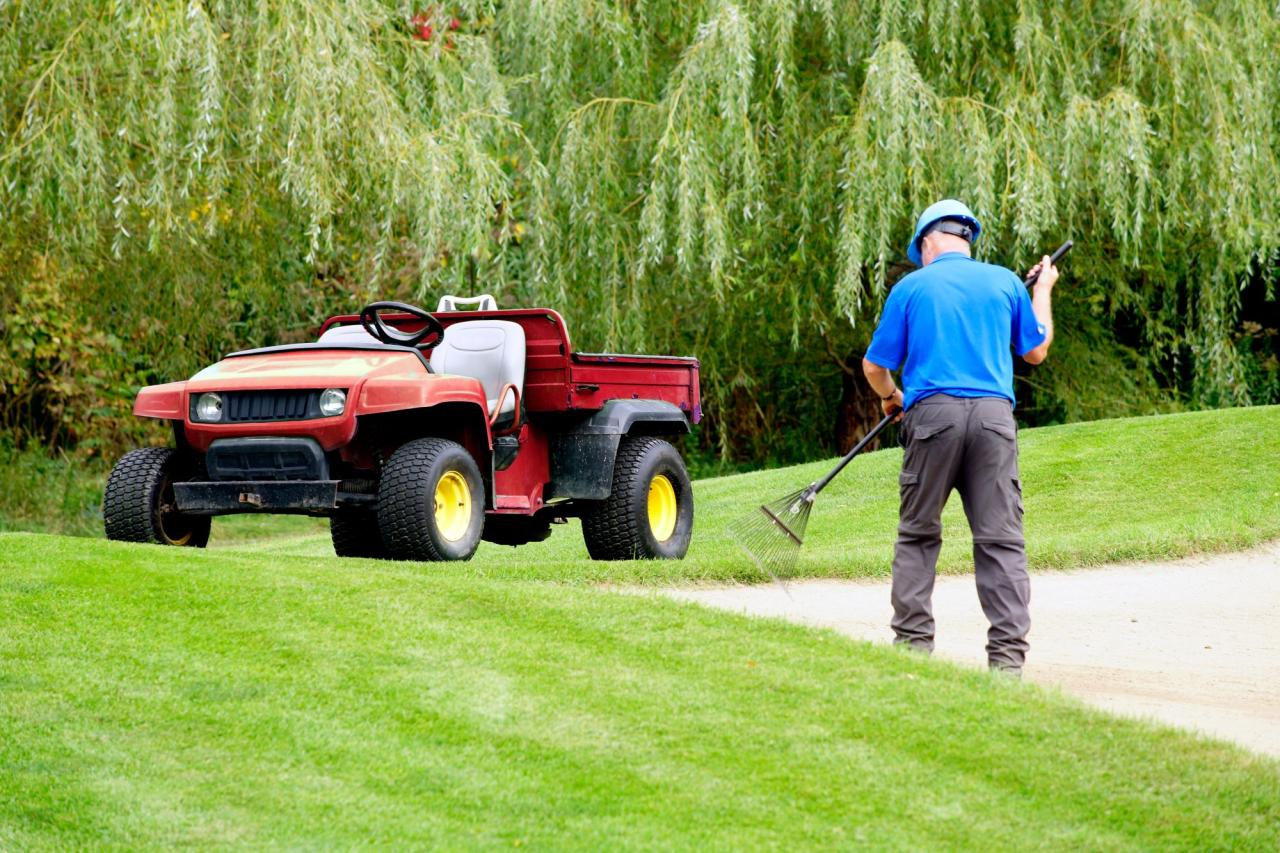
[893,638,934,656]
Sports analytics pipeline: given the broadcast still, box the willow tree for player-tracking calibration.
[2,0,1278,463]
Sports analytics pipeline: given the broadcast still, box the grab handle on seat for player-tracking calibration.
[437,294,498,312]
[490,383,522,432]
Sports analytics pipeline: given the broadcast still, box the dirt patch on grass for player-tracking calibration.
[660,542,1280,756]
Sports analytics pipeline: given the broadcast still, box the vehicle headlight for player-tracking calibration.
[194,392,223,422]
[319,388,347,417]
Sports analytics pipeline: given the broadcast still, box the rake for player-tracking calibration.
[729,411,899,583]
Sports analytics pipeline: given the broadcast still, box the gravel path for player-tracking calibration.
[659,543,1280,756]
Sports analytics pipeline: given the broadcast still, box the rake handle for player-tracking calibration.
[1024,240,1073,286]
[809,409,899,497]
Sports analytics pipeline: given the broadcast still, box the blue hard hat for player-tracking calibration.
[907,199,982,267]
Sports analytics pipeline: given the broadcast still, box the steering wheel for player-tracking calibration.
[359,301,445,349]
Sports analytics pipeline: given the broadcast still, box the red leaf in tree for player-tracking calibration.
[410,11,433,40]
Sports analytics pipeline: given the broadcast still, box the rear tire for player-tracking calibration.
[103,447,211,547]
[330,509,389,559]
[582,437,693,560]
[378,438,485,561]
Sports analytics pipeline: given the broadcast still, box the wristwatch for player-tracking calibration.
[882,391,897,401]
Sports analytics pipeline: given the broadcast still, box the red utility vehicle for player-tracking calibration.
[103,296,700,561]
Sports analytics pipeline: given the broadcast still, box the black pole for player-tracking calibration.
[1024,240,1073,286]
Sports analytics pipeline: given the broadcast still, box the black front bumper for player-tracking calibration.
[205,437,329,480]
[173,481,374,516]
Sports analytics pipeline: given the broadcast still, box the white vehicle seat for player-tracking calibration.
[317,325,384,346]
[429,320,526,419]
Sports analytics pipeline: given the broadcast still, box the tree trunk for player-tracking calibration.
[832,350,888,454]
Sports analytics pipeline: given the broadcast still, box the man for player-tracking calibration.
[861,199,1059,676]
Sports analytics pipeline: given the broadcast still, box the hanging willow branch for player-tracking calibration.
[1,0,517,281]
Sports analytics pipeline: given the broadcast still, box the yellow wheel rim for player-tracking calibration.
[434,470,472,542]
[647,474,678,543]
[163,528,193,547]
[157,477,193,546]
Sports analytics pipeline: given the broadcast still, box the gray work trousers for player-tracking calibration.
[891,394,1030,670]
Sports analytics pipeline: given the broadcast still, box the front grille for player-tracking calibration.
[226,390,317,422]
[191,390,323,423]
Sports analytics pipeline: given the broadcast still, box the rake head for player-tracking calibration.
[727,485,816,583]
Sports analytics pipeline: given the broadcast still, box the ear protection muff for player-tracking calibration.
[923,219,975,243]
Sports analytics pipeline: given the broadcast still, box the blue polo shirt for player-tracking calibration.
[865,252,1046,410]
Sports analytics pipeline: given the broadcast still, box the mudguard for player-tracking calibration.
[356,374,491,442]
[134,382,188,420]
[548,400,690,501]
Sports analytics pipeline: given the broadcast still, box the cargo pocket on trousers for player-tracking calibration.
[1011,477,1024,515]
[898,470,926,531]
[899,469,920,508]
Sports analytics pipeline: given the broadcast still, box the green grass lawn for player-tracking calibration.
[209,405,1280,583]
[2,533,1278,848]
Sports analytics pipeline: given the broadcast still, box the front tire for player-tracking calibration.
[103,447,211,547]
[582,437,693,560]
[378,438,485,561]
[330,509,390,559]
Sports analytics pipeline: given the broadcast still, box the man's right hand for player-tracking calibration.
[882,388,904,422]
[1027,255,1060,291]
[1022,254,1058,365]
